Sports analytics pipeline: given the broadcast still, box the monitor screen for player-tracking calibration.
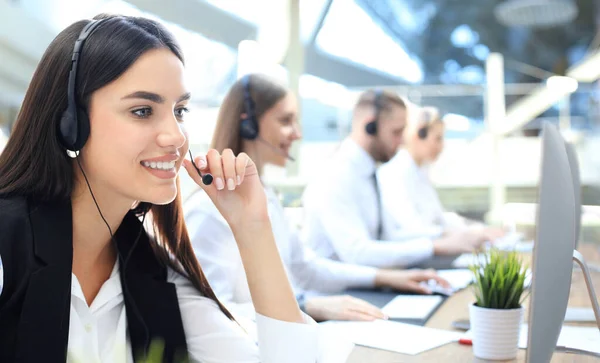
[564,141,581,248]
[526,122,576,363]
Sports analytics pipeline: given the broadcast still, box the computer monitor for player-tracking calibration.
[564,141,581,248]
[563,138,600,324]
[526,122,577,363]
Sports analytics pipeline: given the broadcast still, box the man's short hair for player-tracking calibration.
[354,89,406,115]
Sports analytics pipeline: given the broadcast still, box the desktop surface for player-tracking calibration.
[345,243,600,363]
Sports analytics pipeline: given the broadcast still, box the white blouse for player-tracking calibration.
[66,259,319,363]
[378,149,465,239]
[183,186,377,320]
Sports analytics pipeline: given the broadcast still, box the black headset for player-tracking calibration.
[58,18,212,185]
[418,109,433,140]
[59,17,153,352]
[238,75,295,161]
[365,90,383,136]
[58,19,106,151]
[239,74,259,140]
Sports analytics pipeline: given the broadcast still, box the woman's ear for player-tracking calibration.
[240,113,247,120]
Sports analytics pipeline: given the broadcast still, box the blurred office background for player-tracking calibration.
[1,0,600,234]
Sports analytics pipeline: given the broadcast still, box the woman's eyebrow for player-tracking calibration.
[121,91,191,103]
[122,91,164,103]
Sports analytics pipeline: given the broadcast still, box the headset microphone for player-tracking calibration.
[188,150,214,185]
[256,136,295,162]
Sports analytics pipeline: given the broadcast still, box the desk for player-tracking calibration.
[347,243,600,362]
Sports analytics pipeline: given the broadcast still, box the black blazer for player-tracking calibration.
[0,196,188,362]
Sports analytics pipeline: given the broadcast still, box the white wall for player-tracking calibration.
[263,133,600,203]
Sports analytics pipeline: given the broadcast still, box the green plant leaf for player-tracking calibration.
[469,247,527,309]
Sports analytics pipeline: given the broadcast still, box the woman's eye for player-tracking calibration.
[175,107,189,120]
[132,107,152,118]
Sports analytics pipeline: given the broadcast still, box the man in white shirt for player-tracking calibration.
[302,90,493,269]
[378,106,505,239]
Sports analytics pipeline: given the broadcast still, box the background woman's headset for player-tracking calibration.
[239,74,259,140]
[238,74,295,161]
[418,107,441,140]
[418,111,432,140]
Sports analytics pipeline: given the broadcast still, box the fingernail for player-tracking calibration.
[197,158,207,169]
[215,178,224,190]
[237,175,241,185]
[227,178,235,191]
[383,315,389,320]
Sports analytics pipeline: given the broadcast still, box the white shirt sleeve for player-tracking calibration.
[185,197,248,306]
[309,185,434,269]
[170,268,320,363]
[288,232,377,293]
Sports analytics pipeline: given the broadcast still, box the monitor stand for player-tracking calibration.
[568,250,600,330]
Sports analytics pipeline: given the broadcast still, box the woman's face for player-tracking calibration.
[257,93,302,167]
[82,47,190,206]
[422,122,445,162]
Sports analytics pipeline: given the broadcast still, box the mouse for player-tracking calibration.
[420,280,454,297]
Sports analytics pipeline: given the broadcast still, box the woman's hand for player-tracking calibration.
[183,149,268,232]
[185,148,302,323]
[304,295,387,322]
[375,268,450,294]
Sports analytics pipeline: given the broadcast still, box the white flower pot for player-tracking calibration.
[469,303,524,360]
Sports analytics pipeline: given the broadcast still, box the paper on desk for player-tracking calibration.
[381,295,443,319]
[520,324,600,355]
[494,240,535,252]
[320,320,462,355]
[316,324,355,363]
[464,324,600,355]
[452,253,485,268]
[564,307,597,323]
[437,269,474,291]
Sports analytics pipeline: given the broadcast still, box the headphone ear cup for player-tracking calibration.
[365,121,377,136]
[418,126,428,140]
[57,107,90,151]
[74,107,90,150]
[240,118,258,140]
[58,108,77,150]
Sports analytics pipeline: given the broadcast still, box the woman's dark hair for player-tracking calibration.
[211,73,288,154]
[0,14,233,319]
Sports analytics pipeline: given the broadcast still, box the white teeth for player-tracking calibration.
[143,160,176,170]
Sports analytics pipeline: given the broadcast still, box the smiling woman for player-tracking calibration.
[0,14,319,363]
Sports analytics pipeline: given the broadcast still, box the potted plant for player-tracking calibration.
[468,248,529,360]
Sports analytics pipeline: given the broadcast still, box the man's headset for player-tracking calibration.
[239,74,295,161]
[58,18,213,186]
[365,90,383,136]
[57,17,181,352]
